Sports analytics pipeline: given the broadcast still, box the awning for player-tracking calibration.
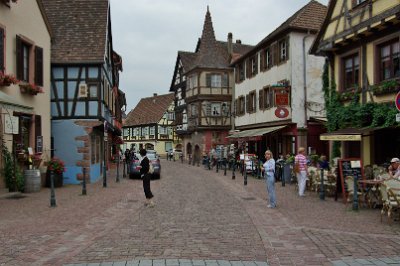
[320,127,373,141]
[227,125,286,140]
[0,91,33,113]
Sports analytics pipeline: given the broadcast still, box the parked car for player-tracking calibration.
[129,150,161,179]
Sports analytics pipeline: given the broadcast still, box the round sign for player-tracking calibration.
[396,91,400,111]
[275,107,289,118]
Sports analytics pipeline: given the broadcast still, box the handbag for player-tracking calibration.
[294,163,300,174]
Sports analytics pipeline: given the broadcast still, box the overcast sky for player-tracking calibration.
[110,0,329,112]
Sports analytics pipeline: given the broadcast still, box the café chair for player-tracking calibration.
[345,176,364,206]
[385,187,400,223]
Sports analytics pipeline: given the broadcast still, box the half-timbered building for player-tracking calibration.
[311,0,400,165]
[0,0,52,189]
[229,1,328,159]
[42,0,125,184]
[170,7,252,161]
[123,93,176,156]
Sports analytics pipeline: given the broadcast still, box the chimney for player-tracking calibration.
[227,32,233,54]
[153,93,157,97]
[236,39,242,44]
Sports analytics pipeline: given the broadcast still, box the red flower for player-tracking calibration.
[47,157,65,174]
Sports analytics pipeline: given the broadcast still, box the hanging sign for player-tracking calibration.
[275,107,289,118]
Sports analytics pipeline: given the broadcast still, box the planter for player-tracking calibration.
[45,170,63,188]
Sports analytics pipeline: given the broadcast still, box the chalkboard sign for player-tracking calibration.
[338,158,365,203]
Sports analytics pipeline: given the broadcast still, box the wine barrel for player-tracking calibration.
[24,169,41,193]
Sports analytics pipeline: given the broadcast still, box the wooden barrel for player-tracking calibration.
[24,169,41,193]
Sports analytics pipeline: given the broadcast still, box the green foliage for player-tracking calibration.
[2,140,24,192]
[322,61,398,132]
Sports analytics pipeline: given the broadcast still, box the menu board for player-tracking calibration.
[338,158,364,203]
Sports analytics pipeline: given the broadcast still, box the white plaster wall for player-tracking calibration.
[234,32,325,129]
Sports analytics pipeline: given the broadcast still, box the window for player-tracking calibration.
[188,75,197,89]
[206,73,228,87]
[247,55,258,78]
[279,38,289,63]
[352,0,367,7]
[236,62,245,82]
[379,39,400,81]
[16,35,43,85]
[261,47,272,71]
[149,126,155,136]
[191,104,198,117]
[211,103,220,116]
[238,96,245,115]
[343,53,359,90]
[247,91,256,113]
[263,87,274,109]
[0,27,4,72]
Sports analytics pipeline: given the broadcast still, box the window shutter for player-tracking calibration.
[286,36,290,61]
[235,66,239,82]
[16,35,23,80]
[255,54,258,75]
[272,42,278,66]
[206,74,211,87]
[35,46,43,86]
[246,59,250,78]
[245,94,249,113]
[0,28,4,72]
[259,50,264,71]
[259,89,264,110]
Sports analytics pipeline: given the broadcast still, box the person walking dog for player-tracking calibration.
[261,150,276,208]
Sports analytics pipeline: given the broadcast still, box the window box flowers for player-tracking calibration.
[371,79,399,96]
[0,72,19,86]
[19,83,43,95]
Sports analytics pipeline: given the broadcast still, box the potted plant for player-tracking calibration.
[45,157,65,187]
[2,142,24,192]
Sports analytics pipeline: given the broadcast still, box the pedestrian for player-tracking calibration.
[261,150,276,208]
[318,154,330,170]
[295,147,309,197]
[388,157,400,179]
[139,149,155,207]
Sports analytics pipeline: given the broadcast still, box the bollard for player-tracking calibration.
[123,159,126,178]
[232,159,235,179]
[244,166,247,185]
[281,163,285,187]
[103,162,107,188]
[224,159,227,176]
[216,159,219,173]
[50,170,57,207]
[82,167,87,195]
[319,168,325,200]
[208,157,211,170]
[352,176,359,211]
[116,154,120,183]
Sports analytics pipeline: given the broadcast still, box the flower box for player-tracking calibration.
[0,73,19,86]
[371,80,399,96]
[19,83,43,95]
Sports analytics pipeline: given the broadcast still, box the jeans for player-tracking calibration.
[297,170,307,196]
[265,173,276,207]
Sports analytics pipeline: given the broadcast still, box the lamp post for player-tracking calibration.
[103,134,107,188]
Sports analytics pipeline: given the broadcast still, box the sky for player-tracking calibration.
[110,0,329,112]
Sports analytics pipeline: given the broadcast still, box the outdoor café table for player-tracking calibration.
[358,179,383,208]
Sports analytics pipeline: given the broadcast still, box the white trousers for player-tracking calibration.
[297,170,307,196]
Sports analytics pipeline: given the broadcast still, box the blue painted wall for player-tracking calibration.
[52,119,102,184]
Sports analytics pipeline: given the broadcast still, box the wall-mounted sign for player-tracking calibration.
[396,91,400,111]
[275,107,289,118]
[4,115,19,134]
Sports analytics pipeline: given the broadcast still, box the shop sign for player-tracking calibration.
[275,107,289,118]
[275,90,289,106]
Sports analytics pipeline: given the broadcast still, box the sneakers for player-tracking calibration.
[267,204,276,208]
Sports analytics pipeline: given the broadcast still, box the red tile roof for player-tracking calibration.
[124,93,174,126]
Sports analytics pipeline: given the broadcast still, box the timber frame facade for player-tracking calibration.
[170,7,252,162]
[311,0,400,165]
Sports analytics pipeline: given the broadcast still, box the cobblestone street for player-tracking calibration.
[1,159,400,266]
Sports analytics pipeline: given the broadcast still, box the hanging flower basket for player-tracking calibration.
[0,72,19,86]
[19,83,43,95]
